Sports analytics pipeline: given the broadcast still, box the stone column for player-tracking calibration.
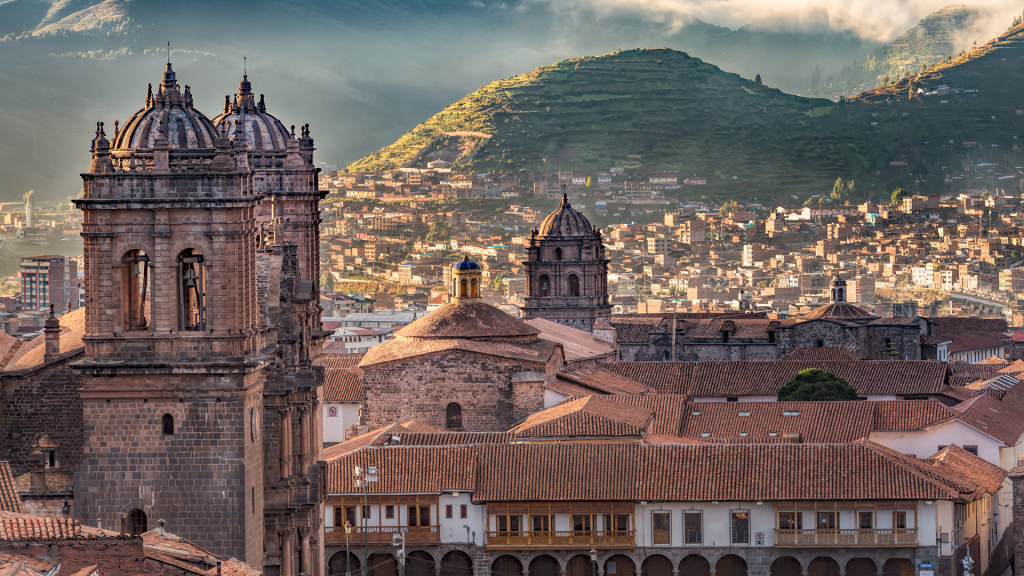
[280,407,293,480]
[299,405,311,473]
[299,527,311,575]
[281,530,294,576]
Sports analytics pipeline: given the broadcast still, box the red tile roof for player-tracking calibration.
[555,366,652,396]
[925,445,1006,498]
[950,393,1024,445]
[779,347,861,361]
[328,446,477,495]
[602,360,950,397]
[943,332,1009,354]
[4,308,86,371]
[0,464,21,514]
[927,317,1007,335]
[512,397,653,439]
[395,302,539,340]
[359,338,558,368]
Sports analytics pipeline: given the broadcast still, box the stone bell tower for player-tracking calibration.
[73,62,266,563]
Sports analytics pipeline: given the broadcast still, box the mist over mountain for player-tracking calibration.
[0,0,1011,203]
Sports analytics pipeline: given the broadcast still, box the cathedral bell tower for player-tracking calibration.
[521,194,612,331]
[73,62,266,563]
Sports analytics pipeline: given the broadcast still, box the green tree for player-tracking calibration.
[718,200,737,218]
[777,369,858,401]
[492,273,506,291]
[891,187,907,206]
[322,273,335,293]
[426,221,453,243]
[585,177,593,188]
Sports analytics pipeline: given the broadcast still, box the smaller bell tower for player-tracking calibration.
[450,256,483,302]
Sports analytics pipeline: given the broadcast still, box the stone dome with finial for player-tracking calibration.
[113,62,219,150]
[537,193,597,238]
[211,73,291,151]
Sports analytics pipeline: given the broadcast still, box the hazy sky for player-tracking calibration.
[535,0,1020,41]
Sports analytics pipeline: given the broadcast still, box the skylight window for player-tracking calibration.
[739,411,751,417]
[782,411,799,416]
[739,432,748,437]
[692,411,700,416]
[701,433,710,437]
[768,432,778,437]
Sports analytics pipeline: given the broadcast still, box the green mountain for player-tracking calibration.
[829,5,983,96]
[353,33,1024,199]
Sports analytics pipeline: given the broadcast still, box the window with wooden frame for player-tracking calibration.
[446,505,453,519]
[858,511,873,530]
[345,506,357,526]
[460,504,468,518]
[816,511,836,530]
[893,511,908,530]
[334,507,344,526]
[731,510,750,544]
[531,514,552,532]
[572,513,594,533]
[603,513,629,532]
[684,511,702,545]
[408,505,430,527]
[385,505,395,519]
[778,511,802,530]
[495,514,522,533]
[652,511,671,545]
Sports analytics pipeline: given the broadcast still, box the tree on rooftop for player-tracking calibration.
[891,187,907,206]
[777,368,858,401]
[426,221,453,243]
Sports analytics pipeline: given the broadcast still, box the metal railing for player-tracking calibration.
[775,528,918,546]
[486,530,635,547]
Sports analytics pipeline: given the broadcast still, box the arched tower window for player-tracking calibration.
[446,403,463,429]
[177,249,206,331]
[471,279,478,298]
[539,275,551,297]
[162,414,174,435]
[568,274,580,297]
[460,278,468,298]
[128,509,147,535]
[121,250,150,331]
[555,247,563,261]
[815,339,825,348]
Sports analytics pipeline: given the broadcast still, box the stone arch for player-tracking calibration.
[605,555,635,576]
[530,555,560,576]
[492,555,524,576]
[808,557,840,576]
[119,247,152,331]
[539,274,551,297]
[770,557,802,576]
[678,554,711,576]
[328,551,361,576]
[368,552,398,576]
[566,554,593,576]
[175,247,207,331]
[555,247,563,261]
[715,555,747,576]
[408,551,436,576]
[640,555,673,576]
[845,558,877,576]
[568,274,580,297]
[441,551,473,576]
[882,559,914,576]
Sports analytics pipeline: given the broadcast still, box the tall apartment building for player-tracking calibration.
[19,256,78,312]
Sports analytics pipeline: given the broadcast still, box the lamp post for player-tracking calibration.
[590,548,598,576]
[345,521,354,576]
[393,531,406,576]
[354,465,379,576]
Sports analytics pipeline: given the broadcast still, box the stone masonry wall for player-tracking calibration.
[1,359,84,475]
[75,396,249,560]
[0,538,146,576]
[362,350,552,432]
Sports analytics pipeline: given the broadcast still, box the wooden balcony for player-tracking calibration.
[775,528,918,547]
[486,530,635,549]
[325,525,439,546]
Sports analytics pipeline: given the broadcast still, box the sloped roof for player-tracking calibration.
[4,307,86,371]
[779,347,861,361]
[950,393,1024,445]
[395,301,539,340]
[0,464,21,514]
[512,396,653,439]
[800,302,878,322]
[943,332,1009,354]
[555,366,652,395]
[527,318,615,362]
[924,444,1006,498]
[359,337,558,368]
[328,446,477,495]
[926,316,1007,335]
[602,360,950,397]
[0,510,123,540]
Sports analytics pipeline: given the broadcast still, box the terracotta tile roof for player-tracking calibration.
[679,401,873,443]
[12,470,73,495]
[779,347,861,361]
[924,444,1006,498]
[220,558,263,576]
[398,420,447,433]
[0,510,122,540]
[359,337,558,368]
[328,446,476,495]
[602,360,951,397]
[0,334,22,371]
[322,366,363,403]
[0,464,21,514]
[597,395,691,436]
[64,566,99,576]
[998,360,1024,375]
[950,393,1024,445]
[314,353,365,369]
[979,356,1010,365]
[395,302,539,340]
[5,308,86,371]
[799,302,878,322]
[0,550,55,573]
[143,528,219,566]
[926,317,1007,335]
[943,332,1009,354]
[527,318,616,362]
[556,366,652,395]
[387,432,513,446]
[323,423,406,462]
[512,397,653,439]
[871,400,960,431]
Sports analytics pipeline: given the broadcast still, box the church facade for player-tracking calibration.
[63,63,328,575]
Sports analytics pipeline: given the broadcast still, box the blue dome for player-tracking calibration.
[453,256,481,271]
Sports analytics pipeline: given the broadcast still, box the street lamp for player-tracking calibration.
[393,531,406,576]
[354,465,379,576]
[344,521,354,576]
[590,548,598,576]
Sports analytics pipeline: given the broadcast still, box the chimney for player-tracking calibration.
[43,304,60,362]
[28,449,46,493]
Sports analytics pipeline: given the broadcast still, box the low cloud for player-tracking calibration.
[532,0,1022,43]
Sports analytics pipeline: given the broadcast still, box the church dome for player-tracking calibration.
[452,255,481,271]
[395,301,540,341]
[537,194,594,238]
[114,63,219,150]
[801,302,879,322]
[211,74,291,151]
